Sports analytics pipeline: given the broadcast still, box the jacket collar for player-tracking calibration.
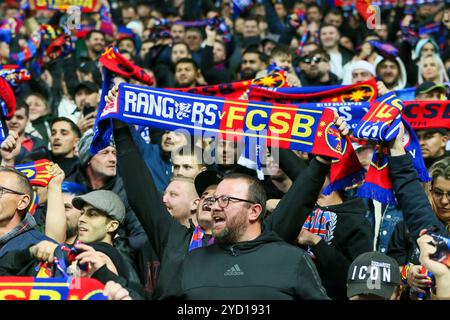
[0,213,37,246]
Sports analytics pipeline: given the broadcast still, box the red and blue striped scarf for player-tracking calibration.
[188,226,215,252]
[353,92,430,205]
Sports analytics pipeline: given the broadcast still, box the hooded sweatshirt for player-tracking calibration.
[374,56,408,91]
[302,198,374,300]
[180,229,329,300]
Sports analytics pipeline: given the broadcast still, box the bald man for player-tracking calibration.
[162,177,199,227]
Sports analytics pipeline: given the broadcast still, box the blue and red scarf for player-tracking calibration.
[172,69,289,100]
[248,78,378,103]
[188,226,215,252]
[15,159,54,187]
[92,82,364,193]
[353,92,430,204]
[91,47,155,157]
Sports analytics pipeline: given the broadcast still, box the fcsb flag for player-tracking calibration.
[15,159,54,187]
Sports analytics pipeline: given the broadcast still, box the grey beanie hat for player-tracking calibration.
[77,129,115,167]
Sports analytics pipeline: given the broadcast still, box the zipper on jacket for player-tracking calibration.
[229,246,238,256]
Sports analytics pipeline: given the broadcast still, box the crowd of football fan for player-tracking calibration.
[0,0,448,300]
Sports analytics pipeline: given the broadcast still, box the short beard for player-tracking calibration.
[213,211,247,245]
[240,69,257,80]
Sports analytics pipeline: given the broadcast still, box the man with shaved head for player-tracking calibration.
[162,176,199,227]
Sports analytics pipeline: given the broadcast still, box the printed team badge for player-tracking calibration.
[251,72,286,88]
[323,123,346,156]
[370,146,389,171]
[331,84,376,102]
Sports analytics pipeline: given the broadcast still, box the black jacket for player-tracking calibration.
[298,71,341,87]
[180,229,329,300]
[389,154,449,240]
[114,126,330,299]
[277,149,373,299]
[200,45,234,85]
[309,198,374,300]
[387,220,420,266]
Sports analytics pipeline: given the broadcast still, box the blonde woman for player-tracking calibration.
[417,55,450,85]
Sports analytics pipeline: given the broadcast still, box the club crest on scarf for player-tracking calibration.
[354,92,403,141]
[332,83,376,102]
[251,71,286,88]
[322,121,347,156]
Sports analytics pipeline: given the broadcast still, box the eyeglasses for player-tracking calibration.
[0,185,25,198]
[432,188,450,202]
[301,56,327,64]
[205,195,257,208]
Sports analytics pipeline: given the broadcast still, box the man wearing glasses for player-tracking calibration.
[0,166,51,257]
[298,48,340,86]
[387,124,449,299]
[180,172,329,299]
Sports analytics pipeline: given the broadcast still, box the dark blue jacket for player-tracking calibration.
[130,127,172,193]
[0,214,53,258]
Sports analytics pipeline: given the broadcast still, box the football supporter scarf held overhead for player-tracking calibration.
[91,83,364,192]
[0,65,30,142]
[15,159,54,187]
[172,69,289,99]
[249,78,378,103]
[92,47,154,156]
[298,99,450,131]
[352,92,430,205]
[24,0,101,12]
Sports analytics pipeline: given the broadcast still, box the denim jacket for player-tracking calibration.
[366,201,404,253]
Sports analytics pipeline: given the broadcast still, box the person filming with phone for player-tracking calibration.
[73,81,100,135]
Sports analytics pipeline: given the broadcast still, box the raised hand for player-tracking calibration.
[106,85,119,105]
[377,80,391,96]
[1,131,21,166]
[48,162,65,187]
